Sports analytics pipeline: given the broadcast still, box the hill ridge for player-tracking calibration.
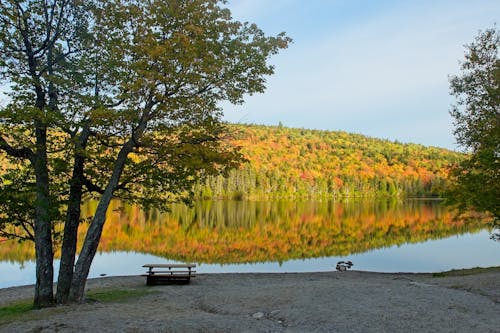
[194,123,462,200]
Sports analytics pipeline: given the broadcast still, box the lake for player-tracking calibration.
[0,199,498,288]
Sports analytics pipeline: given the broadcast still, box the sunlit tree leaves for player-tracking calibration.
[447,27,500,219]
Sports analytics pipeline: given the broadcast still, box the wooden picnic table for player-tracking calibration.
[142,263,196,285]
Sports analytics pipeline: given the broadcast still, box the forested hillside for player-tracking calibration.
[194,124,463,200]
[0,124,463,201]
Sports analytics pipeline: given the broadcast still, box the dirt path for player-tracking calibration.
[1,269,499,332]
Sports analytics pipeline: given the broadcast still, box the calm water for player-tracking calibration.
[0,200,498,288]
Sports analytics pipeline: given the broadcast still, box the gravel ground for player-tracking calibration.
[0,269,499,333]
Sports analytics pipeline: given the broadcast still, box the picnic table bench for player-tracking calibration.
[142,263,196,285]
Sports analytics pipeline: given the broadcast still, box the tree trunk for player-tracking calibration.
[68,188,115,302]
[68,140,136,302]
[33,125,54,308]
[68,108,150,302]
[55,172,83,304]
[56,128,90,304]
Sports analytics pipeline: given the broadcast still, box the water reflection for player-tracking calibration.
[85,200,491,263]
[0,200,493,265]
[1,200,499,288]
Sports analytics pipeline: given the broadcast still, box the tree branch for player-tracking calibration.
[83,177,105,194]
[19,220,35,240]
[0,135,33,160]
[0,229,34,242]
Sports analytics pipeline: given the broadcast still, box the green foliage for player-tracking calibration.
[0,166,36,241]
[0,0,289,305]
[447,27,500,218]
[194,124,463,200]
[0,0,290,211]
[0,160,65,242]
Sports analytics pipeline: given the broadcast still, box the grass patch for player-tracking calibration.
[432,266,500,278]
[0,300,71,326]
[0,287,151,326]
[0,300,33,323]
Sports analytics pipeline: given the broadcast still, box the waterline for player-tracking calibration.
[1,230,498,288]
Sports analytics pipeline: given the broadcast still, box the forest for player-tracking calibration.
[0,123,464,203]
[193,124,464,200]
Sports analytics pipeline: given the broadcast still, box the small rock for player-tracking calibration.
[252,312,264,319]
[336,260,353,271]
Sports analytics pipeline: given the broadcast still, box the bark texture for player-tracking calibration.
[33,124,54,308]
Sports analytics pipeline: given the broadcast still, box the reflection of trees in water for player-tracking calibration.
[0,200,491,263]
[167,200,441,230]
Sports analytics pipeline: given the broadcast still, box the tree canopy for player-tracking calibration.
[447,27,499,219]
[0,0,289,306]
[191,124,462,201]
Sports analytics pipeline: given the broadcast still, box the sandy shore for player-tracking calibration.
[1,268,499,333]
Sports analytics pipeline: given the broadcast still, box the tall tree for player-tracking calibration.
[448,27,499,218]
[0,0,290,307]
[0,0,89,307]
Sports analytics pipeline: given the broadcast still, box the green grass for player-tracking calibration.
[0,300,34,323]
[0,287,151,325]
[432,266,500,278]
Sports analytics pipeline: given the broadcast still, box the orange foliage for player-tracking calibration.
[196,124,463,200]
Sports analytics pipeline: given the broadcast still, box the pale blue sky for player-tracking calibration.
[0,1,497,150]
[222,0,500,150]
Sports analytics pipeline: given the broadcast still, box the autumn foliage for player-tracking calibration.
[1,199,489,264]
[194,124,463,200]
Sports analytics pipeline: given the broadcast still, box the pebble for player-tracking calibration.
[252,312,264,319]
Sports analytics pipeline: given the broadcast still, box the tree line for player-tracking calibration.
[193,124,463,200]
